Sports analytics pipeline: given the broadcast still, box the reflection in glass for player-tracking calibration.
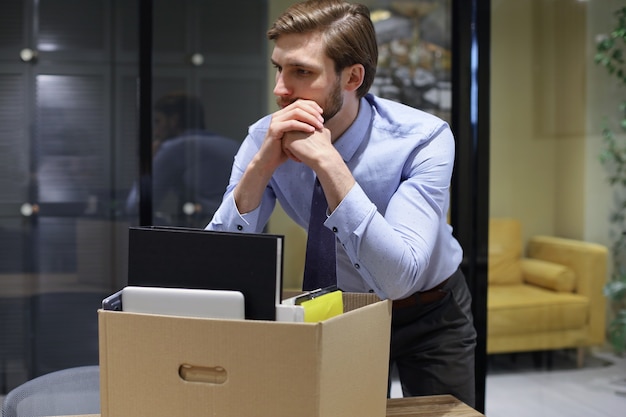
[125,92,240,228]
[367,0,451,121]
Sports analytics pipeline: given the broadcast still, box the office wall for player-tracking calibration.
[490,0,618,258]
[490,0,558,241]
[490,0,588,241]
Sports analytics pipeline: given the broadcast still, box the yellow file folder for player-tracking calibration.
[300,290,344,322]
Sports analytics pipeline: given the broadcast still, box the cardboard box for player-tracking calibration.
[98,293,391,417]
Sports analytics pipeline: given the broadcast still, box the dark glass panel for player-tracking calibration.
[38,0,105,53]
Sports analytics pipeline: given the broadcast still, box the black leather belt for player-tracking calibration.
[392,277,450,309]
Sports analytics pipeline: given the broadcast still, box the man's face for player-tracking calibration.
[271,32,344,123]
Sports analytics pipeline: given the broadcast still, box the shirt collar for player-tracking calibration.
[332,96,373,162]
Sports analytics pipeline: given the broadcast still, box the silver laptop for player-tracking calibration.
[106,286,245,320]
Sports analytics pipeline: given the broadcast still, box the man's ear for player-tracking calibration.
[343,64,365,93]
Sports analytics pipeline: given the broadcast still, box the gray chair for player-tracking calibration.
[1,366,100,417]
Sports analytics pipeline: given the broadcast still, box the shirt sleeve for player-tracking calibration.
[205,129,276,233]
[327,124,456,300]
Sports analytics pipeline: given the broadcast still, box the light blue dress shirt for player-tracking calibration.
[207,94,463,300]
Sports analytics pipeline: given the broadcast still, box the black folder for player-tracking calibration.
[127,226,284,320]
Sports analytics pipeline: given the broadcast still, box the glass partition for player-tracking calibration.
[0,0,268,391]
[129,0,268,229]
[0,0,126,388]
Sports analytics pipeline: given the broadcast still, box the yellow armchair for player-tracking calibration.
[487,218,608,364]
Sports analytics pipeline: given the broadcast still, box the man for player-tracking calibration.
[206,0,476,406]
[126,92,240,227]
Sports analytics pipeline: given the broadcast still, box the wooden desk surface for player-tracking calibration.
[54,395,484,417]
[386,395,484,416]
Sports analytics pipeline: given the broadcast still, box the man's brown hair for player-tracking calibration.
[267,0,378,99]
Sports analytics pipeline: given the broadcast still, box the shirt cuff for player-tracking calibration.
[207,193,260,233]
[326,183,377,241]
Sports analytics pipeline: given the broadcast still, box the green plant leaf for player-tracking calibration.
[608,313,626,353]
[605,281,626,300]
[596,6,626,355]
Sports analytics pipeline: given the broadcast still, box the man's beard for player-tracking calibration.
[321,75,343,122]
[276,75,343,124]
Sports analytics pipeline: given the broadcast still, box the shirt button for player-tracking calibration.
[354,263,360,269]
[236,225,243,231]
[332,227,338,233]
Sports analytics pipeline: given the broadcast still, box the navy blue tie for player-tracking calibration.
[302,178,337,291]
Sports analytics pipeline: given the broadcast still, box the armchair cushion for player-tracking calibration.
[488,285,588,336]
[520,258,576,292]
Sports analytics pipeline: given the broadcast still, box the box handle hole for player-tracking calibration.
[179,364,228,384]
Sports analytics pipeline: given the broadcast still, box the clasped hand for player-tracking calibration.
[282,128,332,165]
[263,99,333,169]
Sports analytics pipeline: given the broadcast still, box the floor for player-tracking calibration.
[484,348,626,417]
[390,347,626,416]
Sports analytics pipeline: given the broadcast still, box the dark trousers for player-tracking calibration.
[388,268,476,407]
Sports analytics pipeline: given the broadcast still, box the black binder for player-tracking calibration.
[127,226,284,320]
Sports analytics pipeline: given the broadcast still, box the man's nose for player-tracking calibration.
[273,73,290,96]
